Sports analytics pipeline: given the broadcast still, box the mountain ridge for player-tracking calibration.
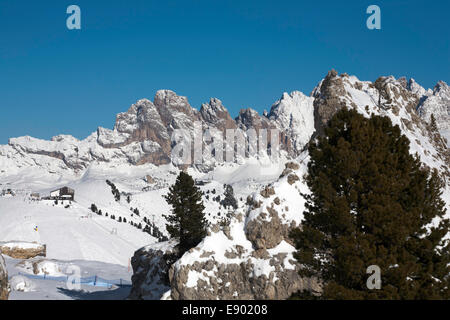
[0,70,448,179]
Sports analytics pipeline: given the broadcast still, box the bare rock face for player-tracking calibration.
[0,254,9,300]
[311,69,348,137]
[287,174,299,185]
[145,175,155,184]
[128,240,178,300]
[200,98,237,131]
[280,161,300,178]
[236,108,274,132]
[0,242,46,260]
[167,230,321,300]
[246,207,294,250]
[260,186,275,198]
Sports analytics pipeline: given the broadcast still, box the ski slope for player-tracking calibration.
[0,158,285,267]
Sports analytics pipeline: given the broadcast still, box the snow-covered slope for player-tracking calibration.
[416,80,450,146]
[0,156,285,266]
[268,91,315,153]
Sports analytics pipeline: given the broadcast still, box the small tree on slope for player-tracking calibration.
[164,171,207,255]
[290,108,450,299]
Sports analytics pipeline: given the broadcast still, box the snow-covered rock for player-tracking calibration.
[0,254,9,300]
[9,275,35,293]
[268,91,315,154]
[0,241,46,259]
[128,240,178,300]
[200,98,237,131]
[312,71,449,182]
[167,160,320,300]
[416,81,450,146]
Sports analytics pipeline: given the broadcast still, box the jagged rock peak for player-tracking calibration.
[327,68,338,78]
[153,89,191,111]
[406,78,429,96]
[235,108,273,131]
[202,97,226,112]
[268,91,311,118]
[433,80,449,95]
[200,98,234,127]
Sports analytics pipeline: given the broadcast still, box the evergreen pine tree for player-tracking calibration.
[430,114,438,132]
[290,108,450,299]
[220,184,238,210]
[164,171,208,255]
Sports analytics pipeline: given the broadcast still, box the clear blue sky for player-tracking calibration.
[0,0,449,143]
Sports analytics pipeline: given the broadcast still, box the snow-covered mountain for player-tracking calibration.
[1,70,449,300]
[0,89,315,178]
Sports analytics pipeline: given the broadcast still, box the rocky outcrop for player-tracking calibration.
[246,207,296,250]
[165,158,321,300]
[128,240,178,300]
[200,98,237,132]
[0,242,46,259]
[236,108,274,132]
[169,250,320,300]
[0,254,9,300]
[311,69,348,136]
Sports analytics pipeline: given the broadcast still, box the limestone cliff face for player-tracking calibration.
[0,254,9,300]
[200,98,237,132]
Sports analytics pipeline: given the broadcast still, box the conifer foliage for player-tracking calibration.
[164,171,208,255]
[291,108,450,299]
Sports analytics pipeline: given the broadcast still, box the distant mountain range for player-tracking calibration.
[0,69,448,179]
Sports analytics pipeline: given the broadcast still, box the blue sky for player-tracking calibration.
[0,0,449,143]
